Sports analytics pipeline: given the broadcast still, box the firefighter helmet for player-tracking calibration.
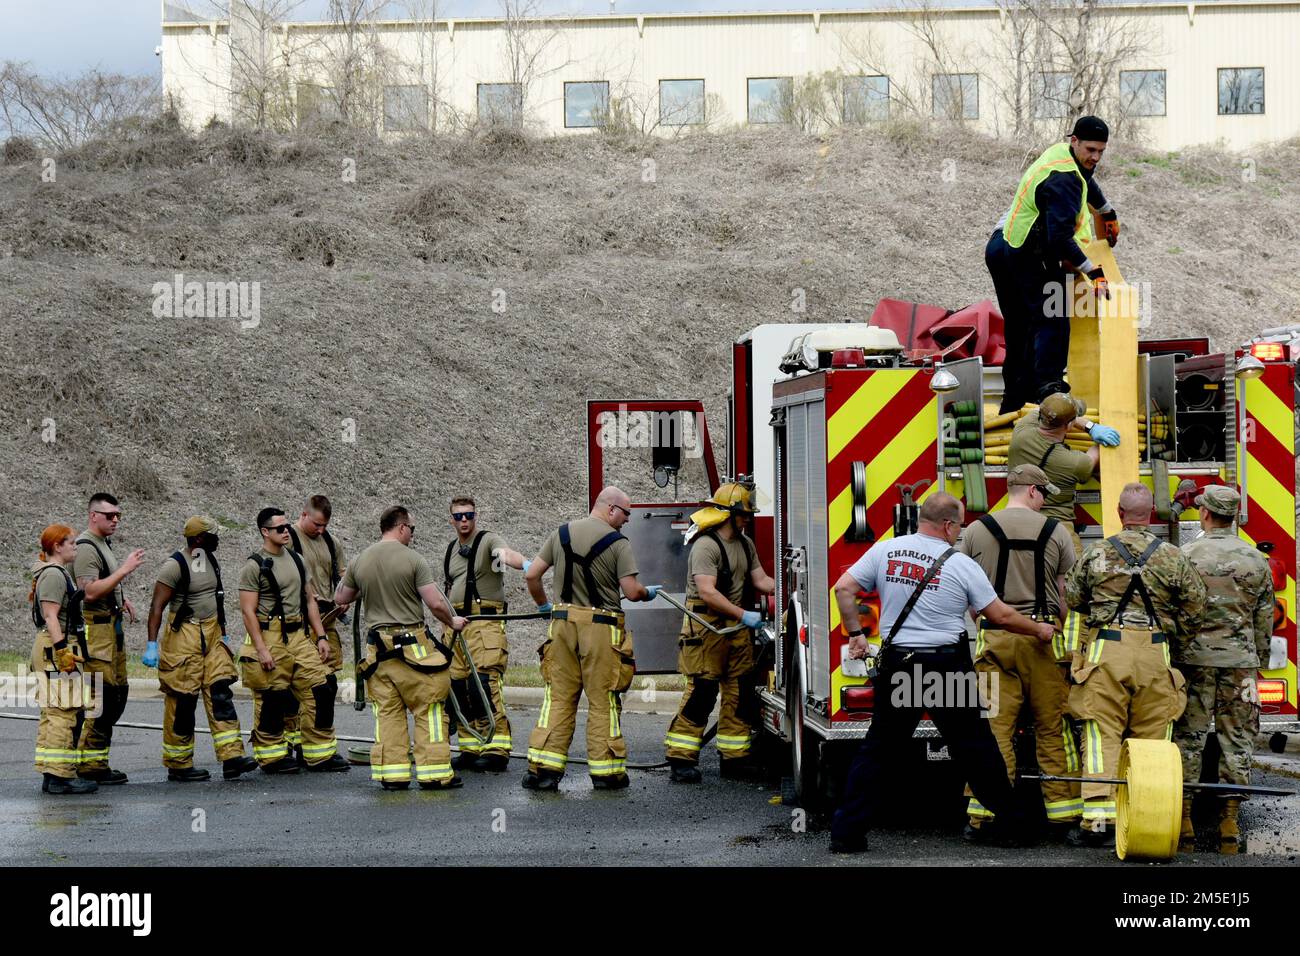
[689,477,761,532]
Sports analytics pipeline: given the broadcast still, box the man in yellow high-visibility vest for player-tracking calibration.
[986,115,1121,414]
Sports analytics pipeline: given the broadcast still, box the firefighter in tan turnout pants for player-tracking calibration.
[237,507,350,774]
[144,517,259,781]
[334,505,469,790]
[664,480,775,783]
[74,492,147,785]
[1064,482,1205,847]
[442,496,530,772]
[30,524,97,795]
[958,465,1080,838]
[286,494,348,765]
[522,486,658,791]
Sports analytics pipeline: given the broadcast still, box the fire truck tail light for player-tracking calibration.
[1257,679,1286,704]
[799,625,807,646]
[1250,342,1288,362]
[841,685,875,712]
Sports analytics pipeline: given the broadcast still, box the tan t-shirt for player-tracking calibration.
[73,531,120,614]
[156,549,222,622]
[33,560,75,635]
[959,508,1076,618]
[290,525,344,602]
[686,531,759,606]
[1007,411,1094,523]
[538,516,637,612]
[238,549,311,619]
[445,531,507,606]
[342,539,435,629]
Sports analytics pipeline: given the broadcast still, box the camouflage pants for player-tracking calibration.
[1173,665,1258,787]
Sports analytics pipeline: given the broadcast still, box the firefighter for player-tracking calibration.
[74,492,147,785]
[286,494,348,765]
[830,493,1055,853]
[237,507,350,774]
[1064,482,1205,847]
[442,496,530,772]
[144,517,259,782]
[1007,391,1119,556]
[986,114,1121,412]
[958,465,1080,839]
[522,486,659,791]
[1175,485,1274,853]
[333,505,469,790]
[664,480,775,783]
[30,524,97,795]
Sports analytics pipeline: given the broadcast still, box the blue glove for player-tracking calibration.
[741,610,763,629]
[142,641,159,668]
[536,602,553,615]
[645,585,662,600]
[1089,424,1121,447]
[521,559,532,574]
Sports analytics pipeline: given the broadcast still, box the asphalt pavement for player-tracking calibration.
[1,698,1296,867]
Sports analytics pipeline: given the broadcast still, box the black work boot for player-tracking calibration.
[305,754,351,773]
[261,757,301,775]
[669,760,703,784]
[521,770,561,791]
[222,756,260,779]
[591,773,630,790]
[419,774,464,790]
[829,834,868,854]
[167,767,211,783]
[1066,824,1114,849]
[452,751,480,771]
[719,757,760,781]
[43,773,98,795]
[381,780,410,791]
[475,753,510,773]
[78,768,128,785]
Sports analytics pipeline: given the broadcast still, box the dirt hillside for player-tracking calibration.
[2,117,1297,657]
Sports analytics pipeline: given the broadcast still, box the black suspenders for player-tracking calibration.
[558,524,626,608]
[977,513,1060,619]
[443,531,487,615]
[1105,535,1163,628]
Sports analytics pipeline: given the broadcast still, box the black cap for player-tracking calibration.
[1071,115,1109,142]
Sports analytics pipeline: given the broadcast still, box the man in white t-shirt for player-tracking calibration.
[829,492,1055,854]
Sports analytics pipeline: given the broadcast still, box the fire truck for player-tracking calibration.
[588,318,1299,809]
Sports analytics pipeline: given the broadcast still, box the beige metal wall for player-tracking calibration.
[161,3,1300,150]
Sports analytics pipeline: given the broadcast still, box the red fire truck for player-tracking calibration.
[588,319,1298,809]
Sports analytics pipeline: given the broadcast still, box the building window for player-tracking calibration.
[1120,70,1166,117]
[297,83,340,126]
[384,85,428,131]
[477,83,523,127]
[843,75,889,123]
[747,77,793,124]
[932,73,978,119]
[564,81,610,128]
[1218,67,1264,115]
[659,79,705,126]
[1033,71,1071,119]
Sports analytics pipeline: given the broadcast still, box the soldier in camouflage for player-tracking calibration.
[1175,484,1274,854]
[1064,482,1206,847]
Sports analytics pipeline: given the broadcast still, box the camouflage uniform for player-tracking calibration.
[1064,528,1206,832]
[1175,527,1273,787]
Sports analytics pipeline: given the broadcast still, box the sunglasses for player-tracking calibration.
[266,523,292,533]
[93,510,122,520]
[1035,486,1050,497]
[451,512,475,522]
[611,505,632,518]
[403,523,417,534]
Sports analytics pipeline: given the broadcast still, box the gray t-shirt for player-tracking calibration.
[846,532,998,649]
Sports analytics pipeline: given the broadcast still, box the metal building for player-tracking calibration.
[161,1,1299,150]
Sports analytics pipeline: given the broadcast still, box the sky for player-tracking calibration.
[0,0,1225,79]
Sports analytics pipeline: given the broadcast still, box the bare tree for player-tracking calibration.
[0,61,158,149]
[393,0,443,132]
[496,0,571,130]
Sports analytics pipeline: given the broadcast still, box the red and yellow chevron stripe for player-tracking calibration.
[1240,365,1297,715]
[824,369,939,720]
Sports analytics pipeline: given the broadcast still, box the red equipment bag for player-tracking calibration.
[869,298,1006,366]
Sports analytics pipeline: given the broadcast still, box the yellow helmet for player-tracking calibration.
[689,480,760,532]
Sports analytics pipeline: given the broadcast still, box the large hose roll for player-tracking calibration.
[1115,738,1183,861]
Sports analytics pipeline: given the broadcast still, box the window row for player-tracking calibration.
[298,67,1267,130]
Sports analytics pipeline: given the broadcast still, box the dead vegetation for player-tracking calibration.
[1,122,1298,657]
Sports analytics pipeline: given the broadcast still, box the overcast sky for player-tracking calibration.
[0,0,1216,78]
